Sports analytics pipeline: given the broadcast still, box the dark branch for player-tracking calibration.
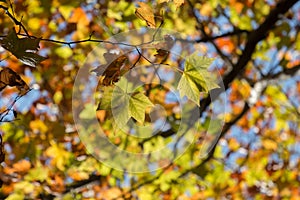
[0,5,30,37]
[199,0,299,115]
[181,102,250,177]
[176,29,250,43]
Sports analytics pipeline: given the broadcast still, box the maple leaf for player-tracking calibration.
[0,28,46,67]
[177,52,219,106]
[92,53,128,86]
[97,78,154,125]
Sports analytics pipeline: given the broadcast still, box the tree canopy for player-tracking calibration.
[0,0,300,199]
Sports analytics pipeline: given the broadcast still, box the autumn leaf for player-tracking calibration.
[154,49,170,64]
[135,2,156,28]
[174,0,184,8]
[0,28,46,67]
[97,78,154,125]
[92,53,128,86]
[128,92,154,124]
[177,52,219,106]
[154,35,175,64]
[0,67,30,95]
[12,159,31,174]
[158,0,184,8]
[68,7,90,26]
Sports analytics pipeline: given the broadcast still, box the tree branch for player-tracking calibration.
[181,102,250,177]
[176,29,250,43]
[199,0,299,115]
[0,5,30,37]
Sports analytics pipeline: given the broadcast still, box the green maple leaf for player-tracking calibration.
[98,77,154,126]
[177,52,219,106]
[111,86,131,126]
[129,92,153,124]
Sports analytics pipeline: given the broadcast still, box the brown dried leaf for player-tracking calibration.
[92,53,128,86]
[135,2,156,28]
[154,35,175,63]
[0,67,30,95]
[154,49,170,64]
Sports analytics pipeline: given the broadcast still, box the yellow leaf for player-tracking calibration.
[59,5,74,19]
[228,138,240,151]
[14,181,34,194]
[29,119,48,134]
[200,3,213,17]
[53,90,63,104]
[262,139,277,150]
[158,0,170,3]
[45,141,72,170]
[135,2,155,28]
[27,18,41,31]
[55,46,73,59]
[174,0,184,8]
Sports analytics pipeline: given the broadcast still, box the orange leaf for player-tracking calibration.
[216,37,235,53]
[229,0,244,14]
[96,110,106,122]
[1,183,14,195]
[228,138,240,151]
[262,139,278,151]
[69,171,89,181]
[68,7,90,26]
[12,159,31,173]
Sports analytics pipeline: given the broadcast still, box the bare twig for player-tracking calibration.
[0,5,30,37]
[0,89,32,122]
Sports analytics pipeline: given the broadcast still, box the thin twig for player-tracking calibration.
[0,89,32,122]
[0,5,31,37]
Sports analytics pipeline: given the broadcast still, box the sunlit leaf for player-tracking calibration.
[29,119,48,134]
[177,52,219,105]
[174,0,184,8]
[135,2,156,28]
[129,92,154,124]
[12,159,31,173]
[25,164,49,182]
[103,79,154,125]
[177,73,201,106]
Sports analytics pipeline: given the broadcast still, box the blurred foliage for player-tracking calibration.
[0,0,300,199]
